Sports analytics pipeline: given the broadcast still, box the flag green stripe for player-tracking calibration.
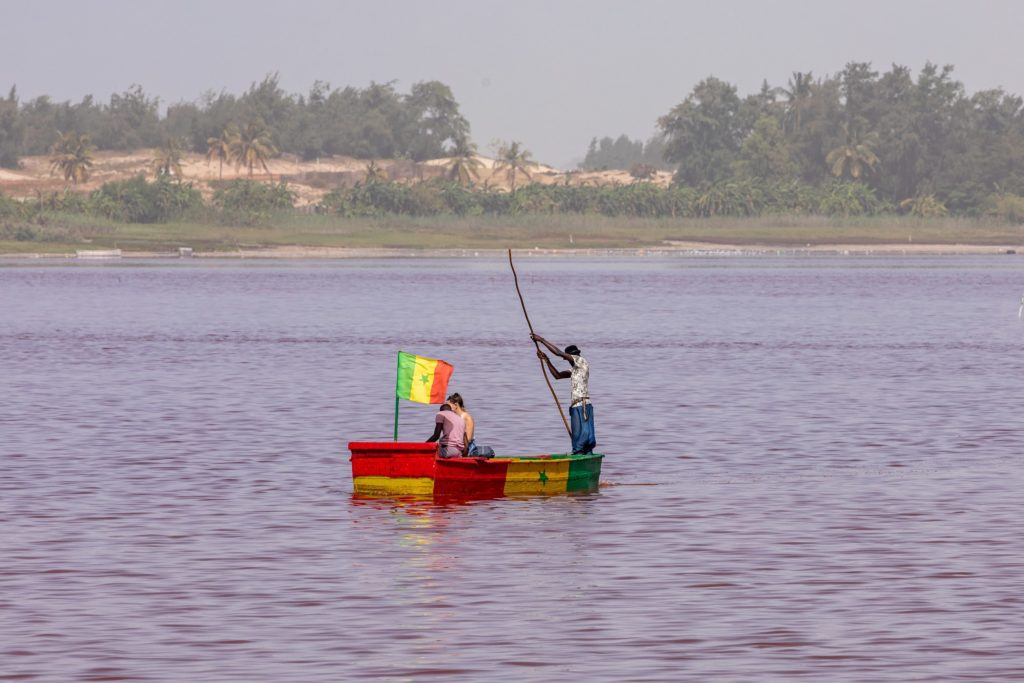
[396,351,447,403]
[396,351,418,399]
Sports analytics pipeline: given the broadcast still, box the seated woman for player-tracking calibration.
[447,393,493,457]
[446,393,475,455]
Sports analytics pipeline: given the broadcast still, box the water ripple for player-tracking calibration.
[1,256,1023,681]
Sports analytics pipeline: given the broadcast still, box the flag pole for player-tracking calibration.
[508,249,571,436]
[394,351,401,441]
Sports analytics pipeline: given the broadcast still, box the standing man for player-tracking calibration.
[531,334,596,455]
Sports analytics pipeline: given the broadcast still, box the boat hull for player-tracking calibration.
[349,442,603,499]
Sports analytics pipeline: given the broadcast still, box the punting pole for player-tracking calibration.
[508,249,571,437]
[394,351,401,441]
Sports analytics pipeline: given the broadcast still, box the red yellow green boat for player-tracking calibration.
[349,442,603,499]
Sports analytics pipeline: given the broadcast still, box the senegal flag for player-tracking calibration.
[396,351,453,404]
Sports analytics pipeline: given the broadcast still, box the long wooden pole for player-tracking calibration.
[508,249,571,436]
[393,351,401,441]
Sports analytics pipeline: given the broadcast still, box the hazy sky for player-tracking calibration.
[3,0,1022,168]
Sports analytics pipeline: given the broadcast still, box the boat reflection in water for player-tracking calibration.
[349,442,603,502]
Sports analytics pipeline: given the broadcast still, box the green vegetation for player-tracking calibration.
[49,131,95,185]
[0,75,471,168]
[90,176,203,223]
[205,125,236,180]
[314,177,1023,222]
[580,134,668,172]
[3,174,1024,254]
[4,61,1024,252]
[493,141,533,191]
[151,137,185,178]
[2,210,1021,255]
[230,121,277,177]
[212,179,296,225]
[585,62,1024,217]
[0,87,21,168]
[445,138,484,187]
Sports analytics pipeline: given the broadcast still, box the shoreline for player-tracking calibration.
[2,241,1022,260]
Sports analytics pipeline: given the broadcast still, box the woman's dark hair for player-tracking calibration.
[446,393,464,408]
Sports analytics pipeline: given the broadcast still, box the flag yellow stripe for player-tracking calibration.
[503,460,570,495]
[407,356,439,403]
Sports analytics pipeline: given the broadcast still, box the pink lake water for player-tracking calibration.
[1,255,1023,681]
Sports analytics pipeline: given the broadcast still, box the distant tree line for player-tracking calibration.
[584,62,1024,215]
[5,62,1024,223]
[579,134,669,173]
[0,75,471,166]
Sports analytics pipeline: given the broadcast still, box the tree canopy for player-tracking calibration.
[49,131,95,185]
[587,62,1024,214]
[3,75,472,165]
[4,62,1024,217]
[579,134,668,171]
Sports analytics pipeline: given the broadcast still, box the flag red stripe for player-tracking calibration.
[428,360,453,403]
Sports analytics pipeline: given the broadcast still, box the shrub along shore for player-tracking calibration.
[2,177,1023,255]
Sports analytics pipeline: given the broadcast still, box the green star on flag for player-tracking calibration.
[395,351,454,404]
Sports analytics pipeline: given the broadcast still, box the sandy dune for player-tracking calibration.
[1,150,673,206]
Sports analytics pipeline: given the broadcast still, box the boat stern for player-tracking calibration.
[349,441,438,495]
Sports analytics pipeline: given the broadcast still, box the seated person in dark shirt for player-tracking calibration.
[426,404,466,458]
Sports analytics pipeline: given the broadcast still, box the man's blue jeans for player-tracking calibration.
[570,403,596,454]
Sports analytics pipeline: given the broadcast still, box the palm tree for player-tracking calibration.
[826,130,880,180]
[49,131,94,185]
[206,125,238,180]
[229,122,277,179]
[364,160,388,184]
[781,71,814,135]
[493,140,533,191]
[445,138,484,187]
[900,194,948,217]
[152,137,186,178]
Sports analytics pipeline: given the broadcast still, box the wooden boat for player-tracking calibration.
[349,442,603,499]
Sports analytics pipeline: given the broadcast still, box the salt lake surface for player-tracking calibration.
[1,255,1022,681]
